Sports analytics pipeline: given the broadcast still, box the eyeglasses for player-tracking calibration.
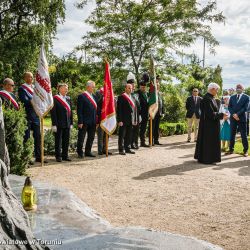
[8,84,15,87]
[193,90,198,92]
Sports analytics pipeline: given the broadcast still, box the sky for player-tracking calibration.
[52,0,250,89]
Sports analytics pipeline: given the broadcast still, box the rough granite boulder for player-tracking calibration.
[0,99,47,250]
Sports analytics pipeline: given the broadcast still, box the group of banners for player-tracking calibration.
[32,46,159,136]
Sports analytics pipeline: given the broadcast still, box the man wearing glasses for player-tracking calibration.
[0,78,19,110]
[185,88,202,142]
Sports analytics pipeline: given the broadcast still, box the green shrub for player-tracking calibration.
[162,93,186,123]
[176,122,188,134]
[3,106,33,175]
[44,127,78,155]
[44,129,55,155]
[159,122,187,137]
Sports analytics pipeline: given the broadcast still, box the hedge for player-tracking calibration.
[44,127,78,155]
[3,106,33,175]
[159,122,187,137]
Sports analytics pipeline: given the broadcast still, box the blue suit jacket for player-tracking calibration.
[77,93,97,126]
[228,94,249,122]
[18,86,39,124]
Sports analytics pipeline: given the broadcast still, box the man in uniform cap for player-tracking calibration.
[0,78,19,110]
[227,84,249,157]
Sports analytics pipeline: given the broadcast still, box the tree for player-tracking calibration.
[77,0,225,81]
[0,0,65,82]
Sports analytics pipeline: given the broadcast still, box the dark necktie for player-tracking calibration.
[237,95,240,101]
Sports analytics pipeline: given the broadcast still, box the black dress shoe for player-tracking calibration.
[131,145,136,149]
[134,145,139,149]
[56,158,62,162]
[141,143,149,147]
[85,153,96,157]
[78,154,84,158]
[29,160,34,165]
[62,158,71,161]
[35,159,48,163]
[154,141,162,145]
[119,151,126,155]
[98,152,103,155]
[125,150,135,154]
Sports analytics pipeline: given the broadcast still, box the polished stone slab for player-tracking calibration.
[9,175,223,250]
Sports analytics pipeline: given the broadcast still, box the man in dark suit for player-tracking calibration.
[0,78,19,110]
[127,72,141,150]
[185,88,202,142]
[18,72,46,163]
[137,80,149,147]
[51,83,73,162]
[117,83,135,155]
[227,84,249,157]
[77,80,97,158]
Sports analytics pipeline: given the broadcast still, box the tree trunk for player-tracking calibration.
[0,99,48,250]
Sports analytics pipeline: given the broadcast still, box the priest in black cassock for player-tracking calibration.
[194,83,228,164]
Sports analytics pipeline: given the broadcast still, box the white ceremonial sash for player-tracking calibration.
[122,93,135,109]
[21,83,34,98]
[54,95,71,116]
[0,90,19,110]
[83,91,97,110]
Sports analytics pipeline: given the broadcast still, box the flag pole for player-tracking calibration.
[105,132,109,157]
[150,117,153,147]
[40,117,44,166]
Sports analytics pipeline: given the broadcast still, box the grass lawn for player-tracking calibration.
[43,117,52,127]
[234,137,250,154]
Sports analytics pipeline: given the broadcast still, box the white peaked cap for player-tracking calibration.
[127,72,136,82]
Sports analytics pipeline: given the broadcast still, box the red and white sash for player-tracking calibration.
[122,93,135,109]
[82,91,97,110]
[21,83,34,98]
[54,95,71,116]
[0,90,19,110]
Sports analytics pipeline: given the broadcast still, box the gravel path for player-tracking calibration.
[27,134,250,250]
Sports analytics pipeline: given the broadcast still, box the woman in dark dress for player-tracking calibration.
[194,83,228,164]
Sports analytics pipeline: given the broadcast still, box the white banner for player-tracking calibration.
[31,44,53,118]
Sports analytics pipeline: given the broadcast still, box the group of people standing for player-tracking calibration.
[0,72,164,163]
[185,83,250,164]
[0,73,43,163]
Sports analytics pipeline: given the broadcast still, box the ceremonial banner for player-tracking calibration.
[100,61,117,135]
[31,44,53,117]
[148,56,158,119]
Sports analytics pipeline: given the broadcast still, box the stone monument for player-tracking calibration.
[0,99,48,250]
